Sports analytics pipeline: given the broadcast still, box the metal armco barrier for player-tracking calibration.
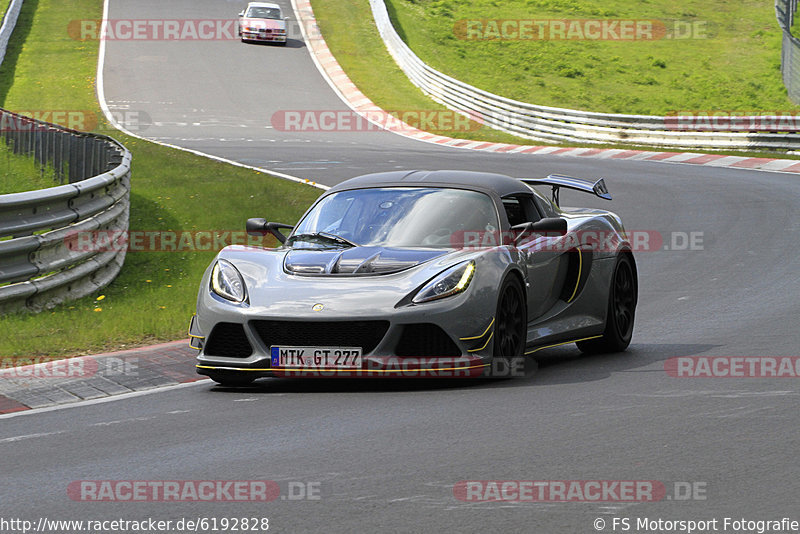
[777,0,800,104]
[0,108,131,314]
[0,0,24,67]
[369,0,800,150]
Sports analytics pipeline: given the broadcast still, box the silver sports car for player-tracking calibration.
[189,170,637,386]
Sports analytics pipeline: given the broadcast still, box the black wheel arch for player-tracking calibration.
[618,247,638,306]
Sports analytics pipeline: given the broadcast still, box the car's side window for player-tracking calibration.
[502,195,542,226]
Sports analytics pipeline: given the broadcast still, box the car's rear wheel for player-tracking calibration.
[207,371,255,387]
[491,275,526,376]
[577,253,637,354]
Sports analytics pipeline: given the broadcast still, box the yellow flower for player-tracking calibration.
[145,280,152,283]
[94,308,103,312]
[166,285,172,288]
[96,295,105,301]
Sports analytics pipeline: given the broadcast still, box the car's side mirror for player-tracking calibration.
[531,217,568,236]
[246,218,294,244]
[284,16,290,21]
[512,217,568,244]
[238,11,244,16]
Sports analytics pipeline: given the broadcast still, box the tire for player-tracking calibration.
[577,253,637,354]
[490,275,527,377]
[207,371,255,387]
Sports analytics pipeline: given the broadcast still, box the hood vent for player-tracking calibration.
[285,247,446,276]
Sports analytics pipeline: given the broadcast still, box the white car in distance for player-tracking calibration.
[238,2,289,45]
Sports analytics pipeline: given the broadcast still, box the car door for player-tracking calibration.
[503,194,571,321]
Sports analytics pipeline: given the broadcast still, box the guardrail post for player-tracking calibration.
[80,134,87,181]
[68,134,79,183]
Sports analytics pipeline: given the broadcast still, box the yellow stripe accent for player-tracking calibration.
[460,318,495,341]
[566,250,583,303]
[196,364,490,373]
[187,314,205,340]
[467,332,494,353]
[524,335,602,355]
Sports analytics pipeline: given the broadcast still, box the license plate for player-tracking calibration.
[271,346,362,369]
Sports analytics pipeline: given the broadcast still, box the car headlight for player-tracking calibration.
[210,259,247,303]
[412,261,476,303]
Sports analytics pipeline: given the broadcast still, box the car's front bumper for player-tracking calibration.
[241,31,287,42]
[190,296,496,379]
[195,356,490,379]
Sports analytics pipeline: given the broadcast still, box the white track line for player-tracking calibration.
[96,0,327,190]
[0,380,210,420]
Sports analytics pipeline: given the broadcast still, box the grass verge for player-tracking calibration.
[0,141,60,193]
[0,0,322,359]
[309,0,524,145]
[382,0,790,115]
[311,0,800,158]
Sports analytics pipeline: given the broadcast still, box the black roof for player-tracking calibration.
[325,170,534,198]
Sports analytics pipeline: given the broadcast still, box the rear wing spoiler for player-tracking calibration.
[521,175,611,207]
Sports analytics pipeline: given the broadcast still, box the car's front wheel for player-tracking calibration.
[577,253,637,354]
[491,275,527,376]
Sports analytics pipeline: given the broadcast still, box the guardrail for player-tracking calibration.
[777,0,800,104]
[369,0,800,150]
[0,0,24,67]
[0,108,131,314]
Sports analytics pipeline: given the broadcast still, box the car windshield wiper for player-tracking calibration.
[287,232,359,248]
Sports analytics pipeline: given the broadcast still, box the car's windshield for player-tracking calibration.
[291,187,499,248]
[246,6,282,19]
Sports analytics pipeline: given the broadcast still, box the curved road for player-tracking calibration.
[2,0,799,532]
